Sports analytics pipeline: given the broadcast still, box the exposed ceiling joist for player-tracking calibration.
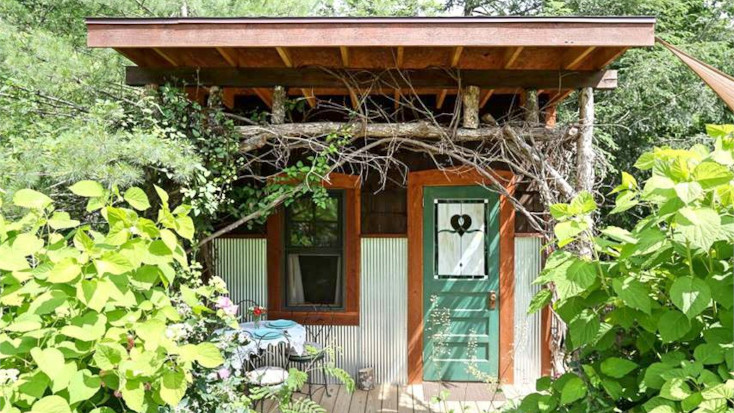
[216,47,238,67]
[504,47,524,69]
[152,48,178,66]
[479,89,494,108]
[450,46,463,67]
[396,46,404,68]
[276,47,293,67]
[252,88,273,107]
[340,46,349,67]
[436,89,448,109]
[563,47,596,70]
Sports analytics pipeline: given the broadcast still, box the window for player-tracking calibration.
[267,174,360,325]
[284,191,345,308]
[434,199,488,280]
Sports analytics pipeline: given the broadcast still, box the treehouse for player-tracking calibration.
[86,16,656,392]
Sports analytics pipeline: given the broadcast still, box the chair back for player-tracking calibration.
[302,305,336,345]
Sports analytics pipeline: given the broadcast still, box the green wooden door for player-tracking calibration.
[422,186,500,382]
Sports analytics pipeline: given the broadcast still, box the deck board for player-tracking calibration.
[267,384,508,413]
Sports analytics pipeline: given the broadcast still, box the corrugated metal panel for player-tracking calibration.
[213,237,409,384]
[513,236,543,389]
[213,238,268,307]
[360,238,408,384]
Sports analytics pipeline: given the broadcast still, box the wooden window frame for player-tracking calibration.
[267,173,361,325]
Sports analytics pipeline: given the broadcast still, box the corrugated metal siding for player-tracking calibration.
[513,236,543,389]
[213,237,409,384]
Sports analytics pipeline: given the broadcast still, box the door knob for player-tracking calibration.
[488,290,497,310]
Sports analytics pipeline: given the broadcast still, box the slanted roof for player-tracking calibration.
[86,16,655,107]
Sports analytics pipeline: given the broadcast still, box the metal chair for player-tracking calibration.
[287,307,335,398]
[241,333,293,412]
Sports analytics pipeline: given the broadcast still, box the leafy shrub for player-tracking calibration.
[0,182,224,412]
[516,126,734,412]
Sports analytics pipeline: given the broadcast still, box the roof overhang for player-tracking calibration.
[87,16,655,48]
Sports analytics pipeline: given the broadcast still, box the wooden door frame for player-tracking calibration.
[407,167,516,384]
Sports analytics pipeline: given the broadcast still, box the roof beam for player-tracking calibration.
[450,46,463,67]
[479,89,494,108]
[87,18,656,48]
[152,48,178,67]
[396,47,404,68]
[252,88,273,107]
[126,67,619,90]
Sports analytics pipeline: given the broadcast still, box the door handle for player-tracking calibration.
[488,290,497,310]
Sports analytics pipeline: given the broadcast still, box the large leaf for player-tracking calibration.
[122,379,146,412]
[30,348,65,382]
[31,395,71,413]
[612,276,652,314]
[194,342,224,368]
[68,369,101,405]
[600,357,638,378]
[569,310,600,349]
[660,378,692,401]
[674,207,722,251]
[14,189,53,210]
[77,279,111,312]
[554,259,597,300]
[93,343,127,370]
[69,180,105,197]
[658,310,691,343]
[527,289,552,314]
[159,369,187,406]
[692,161,734,189]
[670,276,712,319]
[124,187,151,211]
[560,375,587,405]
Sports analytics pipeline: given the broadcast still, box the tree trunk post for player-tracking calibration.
[576,87,595,193]
[462,85,480,129]
[271,85,286,124]
[524,89,540,125]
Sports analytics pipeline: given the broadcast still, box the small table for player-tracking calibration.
[220,320,307,370]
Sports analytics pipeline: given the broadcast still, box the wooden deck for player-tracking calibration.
[261,383,508,413]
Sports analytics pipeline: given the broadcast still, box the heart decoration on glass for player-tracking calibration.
[450,214,472,236]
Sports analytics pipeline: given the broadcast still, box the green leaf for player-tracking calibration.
[68,369,101,405]
[124,187,151,211]
[658,310,691,342]
[30,347,65,382]
[674,207,722,251]
[48,258,81,283]
[694,343,726,365]
[69,180,105,197]
[527,289,552,314]
[693,161,734,189]
[95,252,134,275]
[93,343,127,370]
[12,233,44,256]
[674,181,703,204]
[48,211,80,230]
[14,188,53,209]
[160,369,187,406]
[554,259,597,300]
[670,276,712,319]
[194,342,224,368]
[612,276,652,314]
[660,378,692,401]
[77,279,110,312]
[135,319,167,350]
[644,363,672,389]
[122,379,146,412]
[31,395,72,413]
[554,219,588,247]
[560,375,587,405]
[600,357,638,378]
[60,312,106,342]
[174,215,195,240]
[569,310,600,349]
[609,191,639,214]
[634,151,655,170]
[601,226,637,244]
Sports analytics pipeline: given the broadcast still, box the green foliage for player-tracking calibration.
[514,126,734,412]
[0,182,225,412]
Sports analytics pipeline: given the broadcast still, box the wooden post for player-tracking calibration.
[462,85,480,129]
[524,89,540,124]
[271,85,286,124]
[576,87,595,193]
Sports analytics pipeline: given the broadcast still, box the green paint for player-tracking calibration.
[423,186,500,382]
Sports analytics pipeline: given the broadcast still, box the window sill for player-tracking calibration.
[267,310,359,326]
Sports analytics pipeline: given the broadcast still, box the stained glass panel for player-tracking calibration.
[434,199,487,279]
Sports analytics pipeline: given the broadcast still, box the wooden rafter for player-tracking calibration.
[563,47,596,70]
[216,47,238,67]
[436,89,448,109]
[276,47,293,67]
[504,47,524,69]
[450,46,464,67]
[396,46,404,68]
[340,46,350,67]
[127,67,619,90]
[252,88,273,107]
[301,88,317,108]
[479,89,494,108]
[152,48,178,67]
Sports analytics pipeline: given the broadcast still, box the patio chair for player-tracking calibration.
[287,307,335,398]
[241,334,293,413]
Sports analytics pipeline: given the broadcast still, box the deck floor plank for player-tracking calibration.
[319,384,340,412]
[350,389,370,413]
[410,384,429,413]
[333,385,353,413]
[398,385,413,413]
[378,383,399,413]
[365,387,378,413]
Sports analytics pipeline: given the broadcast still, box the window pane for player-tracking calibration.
[312,223,339,247]
[289,222,314,247]
[435,200,487,279]
[286,254,343,307]
[314,197,339,221]
[289,199,312,221]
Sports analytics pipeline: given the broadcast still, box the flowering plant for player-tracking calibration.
[247,306,267,325]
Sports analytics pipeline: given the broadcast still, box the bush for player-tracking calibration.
[0,182,224,412]
[516,126,734,412]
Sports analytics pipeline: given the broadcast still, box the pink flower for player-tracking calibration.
[217,367,231,380]
[215,296,238,317]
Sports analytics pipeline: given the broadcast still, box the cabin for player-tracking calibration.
[86,16,656,393]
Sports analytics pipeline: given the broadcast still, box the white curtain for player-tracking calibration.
[287,254,305,305]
